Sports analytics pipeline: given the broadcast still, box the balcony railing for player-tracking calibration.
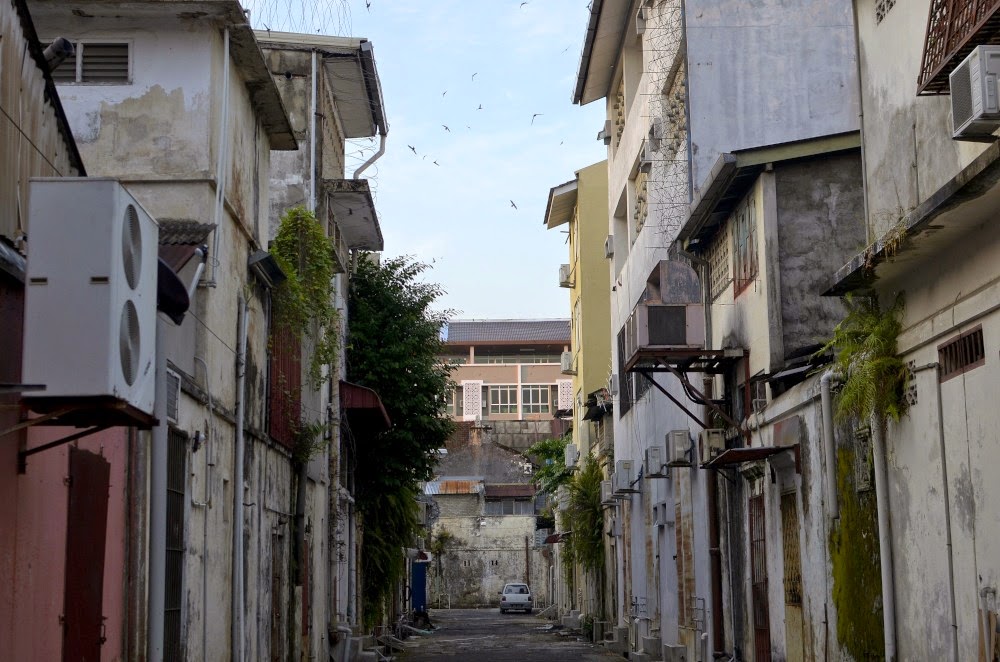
[917,0,1000,95]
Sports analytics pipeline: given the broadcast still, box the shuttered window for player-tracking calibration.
[51,42,131,83]
[938,325,985,381]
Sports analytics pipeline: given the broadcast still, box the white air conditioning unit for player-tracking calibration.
[558,263,573,288]
[609,515,622,537]
[560,350,576,375]
[23,178,159,416]
[604,234,615,259]
[951,45,1000,140]
[600,479,617,506]
[609,375,619,396]
[644,445,667,478]
[165,368,181,424]
[613,459,638,494]
[623,303,705,368]
[699,428,726,466]
[564,442,579,468]
[666,430,691,467]
[639,139,654,173]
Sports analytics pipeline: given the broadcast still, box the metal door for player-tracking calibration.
[781,492,804,662]
[63,447,110,662]
[749,494,771,661]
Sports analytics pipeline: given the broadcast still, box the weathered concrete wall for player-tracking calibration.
[437,494,480,518]
[774,151,865,361]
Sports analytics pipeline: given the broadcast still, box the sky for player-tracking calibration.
[329,1,608,319]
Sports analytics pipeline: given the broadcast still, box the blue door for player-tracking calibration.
[411,560,427,612]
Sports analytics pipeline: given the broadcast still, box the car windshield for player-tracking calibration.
[504,585,527,594]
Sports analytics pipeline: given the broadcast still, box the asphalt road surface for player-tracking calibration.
[395,608,622,661]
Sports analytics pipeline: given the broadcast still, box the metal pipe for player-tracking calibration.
[353,133,386,180]
[147,316,168,662]
[820,371,839,520]
[309,50,317,212]
[186,246,208,301]
[232,296,248,661]
[210,28,231,283]
[194,355,214,660]
[870,419,897,661]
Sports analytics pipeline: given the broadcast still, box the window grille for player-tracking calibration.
[707,227,732,301]
[938,326,985,381]
[780,493,802,606]
[875,0,895,24]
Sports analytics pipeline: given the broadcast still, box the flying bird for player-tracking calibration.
[477,104,483,110]
[442,124,451,132]
[471,72,478,81]
[520,1,529,7]
[433,160,440,166]
[408,145,417,155]
[510,200,518,210]
[366,0,371,10]
[531,113,543,125]
[442,90,447,97]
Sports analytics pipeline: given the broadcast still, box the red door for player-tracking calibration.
[63,447,111,661]
[749,494,771,661]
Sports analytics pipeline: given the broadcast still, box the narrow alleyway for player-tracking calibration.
[396,608,621,661]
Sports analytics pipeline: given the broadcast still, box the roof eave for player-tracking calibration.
[544,179,578,229]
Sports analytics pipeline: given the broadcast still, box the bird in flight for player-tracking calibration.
[433,160,440,166]
[520,1,528,7]
[471,72,478,81]
[408,145,417,155]
[442,125,451,132]
[365,0,371,10]
[442,90,447,97]
[477,104,483,110]
[531,113,543,125]
[510,200,518,210]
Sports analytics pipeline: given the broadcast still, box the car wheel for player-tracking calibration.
[500,608,506,614]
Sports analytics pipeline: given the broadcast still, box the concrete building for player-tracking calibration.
[543,161,614,622]
[573,0,861,659]
[825,2,1000,660]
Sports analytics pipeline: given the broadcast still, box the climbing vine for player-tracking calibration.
[526,435,573,496]
[271,206,340,389]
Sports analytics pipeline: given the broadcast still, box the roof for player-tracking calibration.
[445,319,570,344]
[158,220,215,272]
[573,0,631,105]
[544,178,578,229]
[340,380,391,433]
[484,484,536,498]
[424,478,484,495]
[320,179,383,250]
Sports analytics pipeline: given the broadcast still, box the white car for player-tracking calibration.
[499,583,533,614]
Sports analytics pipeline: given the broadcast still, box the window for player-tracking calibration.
[488,385,517,414]
[473,353,559,364]
[938,326,985,381]
[445,388,455,416]
[617,326,633,416]
[521,385,550,414]
[707,226,732,301]
[51,42,131,84]
[485,499,534,516]
[732,195,758,295]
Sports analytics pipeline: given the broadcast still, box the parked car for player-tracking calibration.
[499,582,532,614]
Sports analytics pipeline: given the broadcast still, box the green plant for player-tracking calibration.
[429,530,456,577]
[291,418,328,465]
[270,206,340,389]
[819,292,909,423]
[564,457,605,573]
[526,435,573,495]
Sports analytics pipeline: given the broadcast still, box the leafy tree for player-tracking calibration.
[346,254,455,627]
[526,435,573,495]
[564,456,605,573]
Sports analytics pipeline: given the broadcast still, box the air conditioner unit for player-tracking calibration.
[609,515,622,537]
[648,116,665,150]
[699,428,726,466]
[644,445,667,478]
[560,350,576,375]
[600,479,617,507]
[604,234,615,259]
[951,45,1000,140]
[639,139,654,173]
[23,178,159,416]
[666,430,692,467]
[598,119,613,145]
[558,263,573,288]
[623,303,705,367]
[165,368,181,424]
[609,375,619,396]
[564,442,579,468]
[653,501,672,527]
[613,459,638,494]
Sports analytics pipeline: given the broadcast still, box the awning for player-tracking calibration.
[707,445,796,467]
[485,484,536,498]
[340,380,391,433]
[544,531,571,544]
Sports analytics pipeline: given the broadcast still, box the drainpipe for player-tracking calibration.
[148,316,168,662]
[193,355,214,661]
[820,371,839,520]
[232,296,249,661]
[870,417,896,661]
[353,132,386,180]
[309,49,317,212]
[210,28,231,284]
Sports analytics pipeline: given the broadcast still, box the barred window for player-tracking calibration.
[938,326,985,381]
[707,227,732,301]
[732,195,758,295]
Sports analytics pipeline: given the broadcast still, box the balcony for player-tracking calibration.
[917,0,1000,95]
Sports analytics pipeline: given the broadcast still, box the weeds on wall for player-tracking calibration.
[526,435,573,496]
[270,206,340,389]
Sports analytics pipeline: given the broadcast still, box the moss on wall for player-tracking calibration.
[829,446,884,660]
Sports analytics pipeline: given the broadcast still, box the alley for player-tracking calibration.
[397,609,621,662]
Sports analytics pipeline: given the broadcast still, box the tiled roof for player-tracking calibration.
[158,220,216,245]
[445,319,570,343]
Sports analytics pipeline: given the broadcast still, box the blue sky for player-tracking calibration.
[337,1,608,318]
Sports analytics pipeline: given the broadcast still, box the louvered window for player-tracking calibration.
[51,42,130,83]
[938,325,985,381]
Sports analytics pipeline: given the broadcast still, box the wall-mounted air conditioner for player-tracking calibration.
[648,116,664,151]
[609,375,619,396]
[699,428,726,466]
[23,178,159,415]
[558,263,573,288]
[598,119,613,145]
[639,139,654,173]
[644,445,667,478]
[951,45,1000,140]
[653,501,672,527]
[666,430,691,467]
[600,479,617,507]
[613,459,638,494]
[560,350,576,375]
[604,234,615,259]
[663,643,688,662]
[564,442,579,468]
[623,302,705,368]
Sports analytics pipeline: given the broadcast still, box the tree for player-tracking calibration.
[346,254,455,627]
[526,435,573,496]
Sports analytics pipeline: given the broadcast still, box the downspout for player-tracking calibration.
[353,132,386,180]
[210,28,232,284]
[870,417,896,661]
[849,0,872,242]
[193,355,214,662]
[309,49,317,211]
[148,316,168,662]
[820,371,839,520]
[232,296,249,662]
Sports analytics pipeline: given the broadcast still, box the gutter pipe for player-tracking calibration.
[820,371,839,520]
[232,296,248,661]
[148,317,168,662]
[210,28,231,284]
[353,132,386,180]
[310,50,317,212]
[870,418,897,661]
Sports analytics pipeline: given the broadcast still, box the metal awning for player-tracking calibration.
[321,179,383,251]
[340,380,390,432]
[706,445,796,467]
[544,531,572,544]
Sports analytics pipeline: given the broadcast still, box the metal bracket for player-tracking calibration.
[17,424,111,473]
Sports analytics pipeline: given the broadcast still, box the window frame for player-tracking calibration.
[732,195,758,296]
[520,384,550,414]
[50,39,133,85]
[487,384,518,414]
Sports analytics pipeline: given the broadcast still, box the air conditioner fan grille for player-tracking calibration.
[122,204,142,290]
[119,299,140,385]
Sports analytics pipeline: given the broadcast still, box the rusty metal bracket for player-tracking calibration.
[659,362,746,436]
[0,406,77,438]
[17,424,111,473]
[636,369,707,429]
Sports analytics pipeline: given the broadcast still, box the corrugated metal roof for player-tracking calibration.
[159,220,215,245]
[484,484,536,498]
[445,319,570,343]
[424,478,484,495]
